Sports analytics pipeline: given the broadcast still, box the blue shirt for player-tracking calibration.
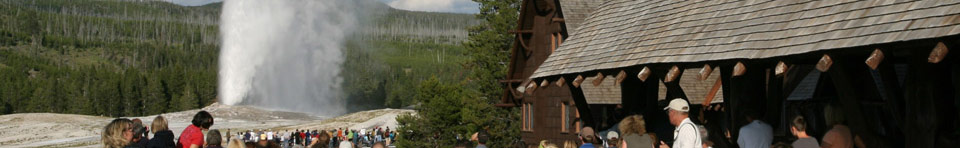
[580,143,595,148]
[737,120,773,148]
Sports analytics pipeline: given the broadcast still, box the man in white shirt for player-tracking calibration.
[267,130,275,141]
[659,98,702,148]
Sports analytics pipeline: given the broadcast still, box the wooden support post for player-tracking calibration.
[825,54,885,147]
[620,69,644,115]
[724,62,766,146]
[901,46,953,147]
[952,53,960,134]
[642,70,672,145]
[876,50,906,146]
[719,63,739,146]
[765,67,784,130]
[567,75,596,128]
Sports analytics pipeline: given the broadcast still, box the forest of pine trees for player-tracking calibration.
[0,0,219,117]
[0,0,480,116]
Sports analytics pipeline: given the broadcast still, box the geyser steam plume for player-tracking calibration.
[219,0,358,116]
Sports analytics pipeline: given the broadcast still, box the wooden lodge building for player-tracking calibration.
[501,0,960,147]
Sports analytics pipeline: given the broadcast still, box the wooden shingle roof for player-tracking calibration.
[533,0,960,78]
[559,0,606,36]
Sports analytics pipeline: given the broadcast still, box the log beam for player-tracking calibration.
[865,49,885,70]
[703,78,722,106]
[615,70,627,85]
[592,72,605,86]
[733,62,747,76]
[573,75,585,88]
[524,81,538,95]
[699,64,713,81]
[638,66,651,82]
[928,42,949,63]
[827,54,886,148]
[665,65,681,83]
[555,77,566,87]
[775,61,788,76]
[817,54,834,72]
[552,18,565,22]
[508,30,534,34]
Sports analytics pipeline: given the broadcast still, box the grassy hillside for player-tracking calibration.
[0,0,479,116]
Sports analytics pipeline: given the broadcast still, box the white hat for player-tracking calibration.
[663,98,690,112]
[606,131,619,140]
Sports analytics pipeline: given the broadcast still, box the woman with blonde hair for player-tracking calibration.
[226,139,246,148]
[147,115,176,148]
[618,115,653,148]
[563,140,578,148]
[103,118,136,148]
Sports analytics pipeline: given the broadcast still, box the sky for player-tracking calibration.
[164,0,480,14]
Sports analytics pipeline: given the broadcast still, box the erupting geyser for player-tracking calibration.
[218,0,358,116]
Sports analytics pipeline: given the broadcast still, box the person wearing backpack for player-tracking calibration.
[658,99,702,148]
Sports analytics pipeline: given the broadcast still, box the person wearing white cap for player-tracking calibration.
[659,98,701,148]
[606,131,620,148]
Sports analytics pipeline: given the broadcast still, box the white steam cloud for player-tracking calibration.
[219,0,358,116]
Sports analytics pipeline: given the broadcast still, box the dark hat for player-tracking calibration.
[132,122,147,138]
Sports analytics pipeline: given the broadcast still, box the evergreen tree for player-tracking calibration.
[174,83,198,111]
[464,0,520,100]
[397,0,522,147]
[144,76,167,115]
[29,86,51,113]
[396,77,468,147]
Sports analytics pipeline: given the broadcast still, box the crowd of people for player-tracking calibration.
[536,98,855,148]
[103,98,854,148]
[228,126,398,148]
[101,111,397,148]
[103,111,213,148]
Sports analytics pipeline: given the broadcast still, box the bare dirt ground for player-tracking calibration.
[0,103,413,148]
